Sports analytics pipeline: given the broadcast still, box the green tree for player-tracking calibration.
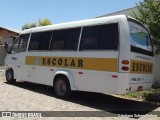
[29,23,37,28]
[39,18,52,26]
[132,0,160,52]
[22,23,36,30]
[22,18,52,30]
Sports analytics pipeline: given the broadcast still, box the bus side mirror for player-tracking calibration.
[4,42,10,54]
[4,42,8,49]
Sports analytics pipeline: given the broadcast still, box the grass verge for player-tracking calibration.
[119,88,160,105]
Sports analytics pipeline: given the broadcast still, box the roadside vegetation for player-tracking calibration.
[22,18,52,30]
[120,87,160,105]
[0,37,2,45]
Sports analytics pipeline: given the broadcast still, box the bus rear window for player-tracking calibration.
[128,21,152,51]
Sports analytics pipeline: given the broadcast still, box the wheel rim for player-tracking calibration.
[55,80,67,96]
[6,72,12,81]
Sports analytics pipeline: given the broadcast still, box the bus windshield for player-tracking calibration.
[128,20,153,52]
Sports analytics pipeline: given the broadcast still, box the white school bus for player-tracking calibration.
[4,15,154,98]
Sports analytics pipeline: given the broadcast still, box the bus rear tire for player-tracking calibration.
[6,69,16,84]
[53,76,71,99]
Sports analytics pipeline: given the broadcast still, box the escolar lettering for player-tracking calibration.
[42,57,83,68]
[132,62,152,73]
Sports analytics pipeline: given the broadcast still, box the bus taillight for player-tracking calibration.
[122,60,129,65]
[122,66,129,71]
[122,60,129,71]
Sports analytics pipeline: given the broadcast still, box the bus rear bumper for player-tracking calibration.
[117,73,153,94]
[128,82,153,92]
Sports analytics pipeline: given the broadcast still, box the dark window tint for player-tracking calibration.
[51,30,67,50]
[39,31,52,50]
[29,33,41,50]
[80,23,119,51]
[11,34,29,53]
[29,31,52,50]
[99,24,118,50]
[64,28,80,50]
[80,26,101,50]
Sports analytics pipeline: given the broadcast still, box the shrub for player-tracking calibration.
[0,37,2,45]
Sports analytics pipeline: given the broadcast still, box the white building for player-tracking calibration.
[98,7,138,17]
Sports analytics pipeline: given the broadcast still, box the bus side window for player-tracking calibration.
[79,23,119,51]
[99,24,119,50]
[80,26,101,50]
[29,33,41,50]
[39,31,52,50]
[11,34,29,53]
[51,30,67,50]
[50,28,80,51]
[64,28,81,50]
[29,31,52,51]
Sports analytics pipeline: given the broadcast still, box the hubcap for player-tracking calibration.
[7,72,12,80]
[56,80,67,96]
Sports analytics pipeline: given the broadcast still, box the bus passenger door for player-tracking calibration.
[5,34,30,81]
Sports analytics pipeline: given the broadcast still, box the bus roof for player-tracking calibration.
[21,15,127,34]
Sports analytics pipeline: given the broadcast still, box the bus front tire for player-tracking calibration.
[6,69,16,84]
[53,76,71,98]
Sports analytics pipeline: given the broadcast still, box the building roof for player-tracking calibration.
[0,27,21,34]
[98,7,138,18]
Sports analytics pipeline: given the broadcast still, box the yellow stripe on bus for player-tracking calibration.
[130,60,153,74]
[25,56,118,72]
